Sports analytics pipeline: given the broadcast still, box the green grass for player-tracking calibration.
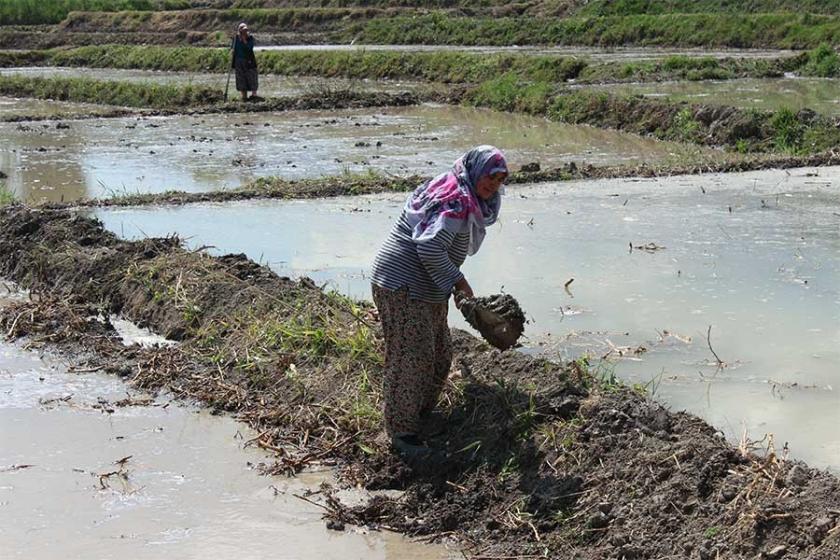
[0,75,223,108]
[43,44,588,82]
[466,74,840,154]
[800,43,840,77]
[577,54,792,83]
[61,6,398,32]
[0,0,189,25]
[343,13,840,49]
[576,0,840,16]
[0,183,15,206]
[4,45,809,86]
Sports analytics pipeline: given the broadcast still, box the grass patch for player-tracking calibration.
[0,0,188,25]
[60,7,406,33]
[4,45,812,86]
[41,44,588,83]
[800,43,840,77]
[466,75,840,154]
[577,54,792,83]
[0,74,223,108]
[342,12,840,49]
[771,106,805,152]
[0,183,15,206]
[576,0,840,16]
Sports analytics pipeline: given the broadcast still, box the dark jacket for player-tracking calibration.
[231,35,257,70]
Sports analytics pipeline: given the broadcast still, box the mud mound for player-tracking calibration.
[1,206,839,559]
[458,292,526,350]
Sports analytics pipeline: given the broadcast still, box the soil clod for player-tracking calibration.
[458,293,527,351]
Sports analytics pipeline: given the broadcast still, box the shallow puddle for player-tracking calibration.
[0,104,710,203]
[256,44,800,62]
[0,315,454,558]
[95,165,840,471]
[0,66,422,98]
[587,77,840,115]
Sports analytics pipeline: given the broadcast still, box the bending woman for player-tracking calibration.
[370,145,508,456]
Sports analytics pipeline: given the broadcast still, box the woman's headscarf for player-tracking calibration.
[404,145,507,255]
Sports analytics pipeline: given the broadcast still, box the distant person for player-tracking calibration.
[232,22,259,101]
[369,145,508,461]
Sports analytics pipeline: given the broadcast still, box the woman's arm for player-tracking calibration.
[416,229,465,295]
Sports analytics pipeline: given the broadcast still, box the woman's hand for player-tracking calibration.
[453,277,473,308]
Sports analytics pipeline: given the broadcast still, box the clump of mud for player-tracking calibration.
[458,293,526,350]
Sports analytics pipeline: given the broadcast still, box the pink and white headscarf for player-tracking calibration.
[404,145,507,255]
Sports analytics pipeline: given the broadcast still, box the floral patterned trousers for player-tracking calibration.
[371,284,452,436]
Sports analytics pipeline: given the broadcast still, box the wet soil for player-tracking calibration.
[0,83,422,117]
[0,206,838,559]
[458,293,526,351]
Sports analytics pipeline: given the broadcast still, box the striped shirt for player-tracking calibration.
[371,211,470,303]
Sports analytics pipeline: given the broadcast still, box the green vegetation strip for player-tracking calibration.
[0,180,13,207]
[577,0,840,16]
[0,0,188,26]
[343,13,840,49]
[60,7,410,33]
[0,44,817,84]
[467,75,840,154]
[0,74,223,108]
[38,8,840,49]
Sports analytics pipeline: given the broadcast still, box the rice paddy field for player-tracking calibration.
[1,3,839,559]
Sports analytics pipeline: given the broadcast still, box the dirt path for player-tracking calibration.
[0,206,838,559]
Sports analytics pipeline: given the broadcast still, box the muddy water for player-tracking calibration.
[0,96,117,119]
[0,298,454,558]
[95,165,840,471]
[0,66,422,98]
[588,77,840,115]
[0,104,710,203]
[256,45,799,61]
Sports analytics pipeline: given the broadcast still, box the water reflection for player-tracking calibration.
[0,338,455,559]
[0,104,712,203]
[95,166,840,470]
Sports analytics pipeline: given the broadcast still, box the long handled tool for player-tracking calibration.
[223,35,235,101]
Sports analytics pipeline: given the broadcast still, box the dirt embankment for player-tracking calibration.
[468,81,840,153]
[0,206,838,559]
[0,86,421,122]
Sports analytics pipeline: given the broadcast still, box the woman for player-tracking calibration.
[232,22,259,101]
[370,145,508,457]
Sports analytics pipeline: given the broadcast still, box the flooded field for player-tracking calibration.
[0,104,712,203]
[589,77,840,115]
[255,44,800,61]
[0,66,422,98]
[0,299,454,559]
[95,166,840,471]
[0,96,118,119]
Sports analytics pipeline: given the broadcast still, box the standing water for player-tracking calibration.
[0,286,455,559]
[96,165,840,471]
[0,105,713,203]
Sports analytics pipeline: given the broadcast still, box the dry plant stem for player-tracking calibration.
[706,324,726,368]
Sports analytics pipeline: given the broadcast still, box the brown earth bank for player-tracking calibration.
[58,8,421,34]
[0,89,422,122]
[0,206,838,559]
[0,29,226,49]
[37,150,840,210]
